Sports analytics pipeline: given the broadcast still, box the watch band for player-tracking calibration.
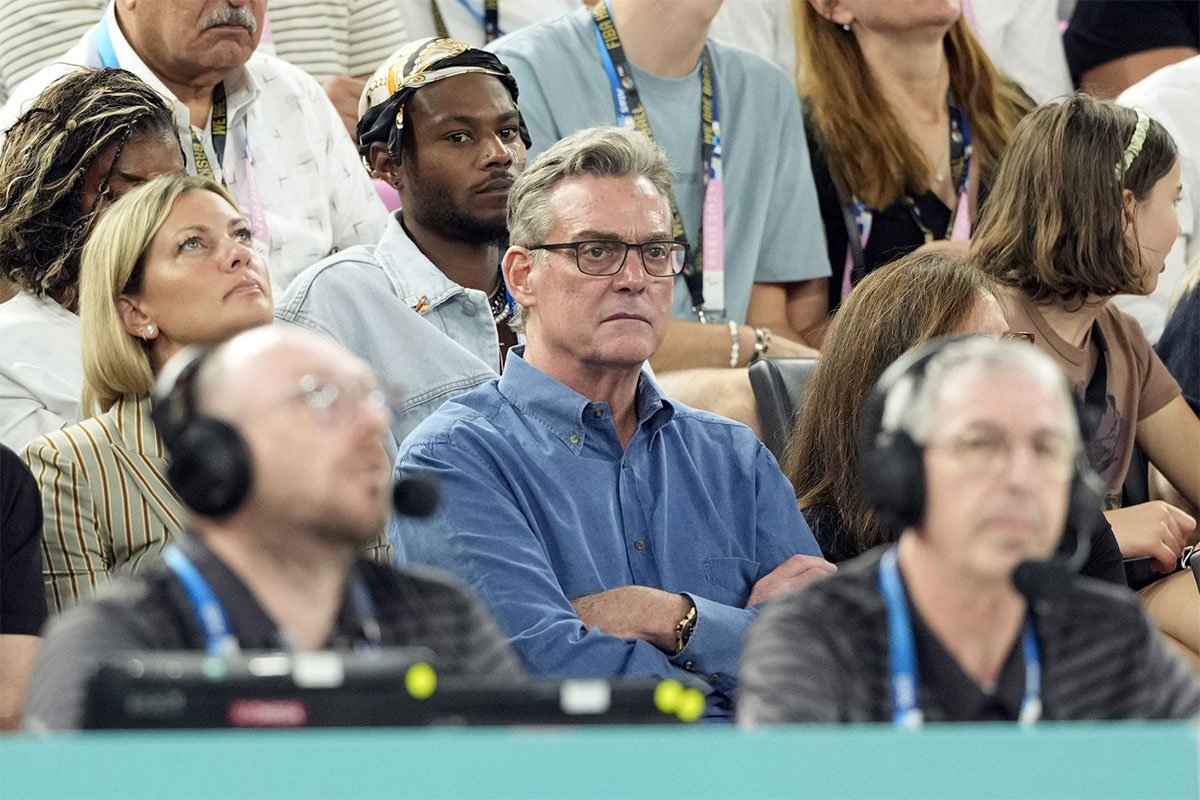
[674,601,698,654]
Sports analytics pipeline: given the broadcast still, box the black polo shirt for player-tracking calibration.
[24,532,524,729]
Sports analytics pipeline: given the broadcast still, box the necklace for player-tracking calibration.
[489,270,514,324]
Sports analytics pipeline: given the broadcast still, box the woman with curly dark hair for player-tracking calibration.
[0,67,183,449]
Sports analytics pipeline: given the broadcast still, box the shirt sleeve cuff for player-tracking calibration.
[668,593,757,696]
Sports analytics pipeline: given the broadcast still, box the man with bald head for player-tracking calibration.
[23,326,521,731]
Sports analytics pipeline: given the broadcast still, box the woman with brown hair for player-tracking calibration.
[972,95,1199,668]
[783,248,1129,586]
[795,0,1031,316]
[784,249,1005,561]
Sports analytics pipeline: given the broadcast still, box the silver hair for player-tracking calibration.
[504,126,674,331]
[880,337,1081,448]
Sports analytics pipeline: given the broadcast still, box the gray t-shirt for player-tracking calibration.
[490,8,829,325]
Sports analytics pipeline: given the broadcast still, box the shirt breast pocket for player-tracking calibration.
[702,557,760,606]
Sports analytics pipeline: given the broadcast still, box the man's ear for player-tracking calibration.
[369,142,402,190]
[117,295,155,339]
[808,0,853,27]
[503,246,537,312]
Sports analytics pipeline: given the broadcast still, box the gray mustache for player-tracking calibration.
[201,6,258,34]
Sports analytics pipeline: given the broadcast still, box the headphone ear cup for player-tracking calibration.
[860,430,925,533]
[166,417,252,518]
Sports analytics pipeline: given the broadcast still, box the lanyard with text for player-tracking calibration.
[432,0,503,42]
[162,543,240,656]
[591,0,723,321]
[840,97,972,301]
[162,543,383,656]
[96,14,271,252]
[877,547,1042,729]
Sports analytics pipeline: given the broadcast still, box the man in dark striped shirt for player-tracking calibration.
[23,327,523,730]
[739,337,1200,725]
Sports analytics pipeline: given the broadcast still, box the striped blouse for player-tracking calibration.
[22,395,184,614]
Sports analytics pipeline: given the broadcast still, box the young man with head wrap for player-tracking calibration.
[276,39,531,453]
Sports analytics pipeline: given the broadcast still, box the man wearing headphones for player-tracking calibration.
[23,326,523,730]
[738,336,1200,725]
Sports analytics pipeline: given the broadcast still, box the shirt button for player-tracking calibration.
[710,673,720,682]
[684,661,694,671]
[634,539,645,550]
[569,434,579,445]
[461,300,478,316]
[621,461,627,469]
[593,408,603,418]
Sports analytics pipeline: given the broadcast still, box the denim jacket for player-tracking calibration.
[275,214,498,454]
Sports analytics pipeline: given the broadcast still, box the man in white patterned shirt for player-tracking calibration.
[0,0,388,290]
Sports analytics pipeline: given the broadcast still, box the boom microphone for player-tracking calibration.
[393,474,441,518]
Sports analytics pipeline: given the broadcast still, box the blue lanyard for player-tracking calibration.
[162,543,382,656]
[590,0,721,318]
[96,11,119,68]
[162,543,239,657]
[454,0,503,39]
[877,547,1042,728]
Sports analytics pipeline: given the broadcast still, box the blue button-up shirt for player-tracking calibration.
[390,349,822,713]
[274,213,499,454]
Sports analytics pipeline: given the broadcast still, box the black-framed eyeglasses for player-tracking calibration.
[528,239,687,277]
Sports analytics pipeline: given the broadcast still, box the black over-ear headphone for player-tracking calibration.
[858,336,1103,558]
[152,347,253,518]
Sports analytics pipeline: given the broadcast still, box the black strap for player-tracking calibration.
[839,198,866,285]
[190,82,226,181]
[591,1,715,318]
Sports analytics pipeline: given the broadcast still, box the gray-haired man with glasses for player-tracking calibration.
[390,127,832,718]
[739,336,1200,725]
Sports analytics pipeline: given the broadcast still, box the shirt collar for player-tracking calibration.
[377,213,469,314]
[908,588,1029,721]
[497,347,675,452]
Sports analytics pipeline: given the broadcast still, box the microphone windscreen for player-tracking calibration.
[393,475,441,518]
[1012,559,1075,601]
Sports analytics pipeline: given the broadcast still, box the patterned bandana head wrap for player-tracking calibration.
[356,37,532,166]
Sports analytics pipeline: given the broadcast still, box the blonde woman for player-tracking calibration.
[23,174,274,613]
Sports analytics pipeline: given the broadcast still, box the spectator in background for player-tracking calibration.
[277,38,529,452]
[0,444,48,730]
[959,0,1072,103]
[1115,55,1200,343]
[404,0,796,76]
[973,96,1199,669]
[0,68,184,451]
[391,127,831,718]
[1156,256,1200,418]
[1063,0,1199,99]
[268,0,408,139]
[796,0,1031,317]
[491,0,829,368]
[24,175,274,613]
[0,0,388,290]
[23,325,524,731]
[739,337,1200,725]
[781,249,1127,585]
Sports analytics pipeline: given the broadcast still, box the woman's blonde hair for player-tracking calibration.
[972,94,1177,305]
[78,174,238,414]
[795,0,1030,210]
